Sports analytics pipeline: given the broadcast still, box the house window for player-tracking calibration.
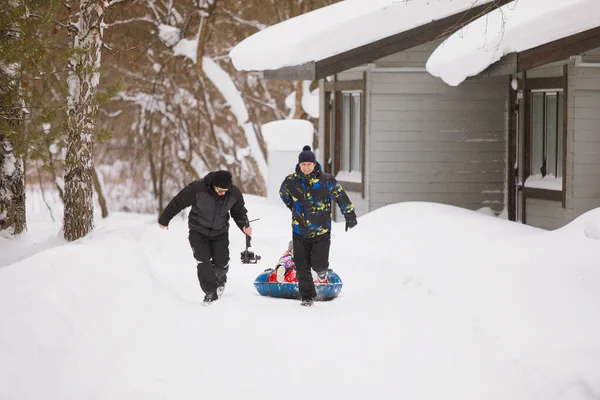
[521,75,567,206]
[531,90,564,181]
[512,72,568,222]
[340,91,362,174]
[323,78,365,195]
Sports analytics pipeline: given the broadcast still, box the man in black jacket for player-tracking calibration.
[158,170,252,304]
[280,146,358,307]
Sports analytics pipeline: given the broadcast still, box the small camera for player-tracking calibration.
[240,249,261,264]
[240,234,261,264]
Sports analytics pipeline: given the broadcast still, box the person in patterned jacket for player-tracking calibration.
[279,145,358,306]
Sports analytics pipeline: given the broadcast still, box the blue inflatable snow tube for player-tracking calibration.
[253,270,343,301]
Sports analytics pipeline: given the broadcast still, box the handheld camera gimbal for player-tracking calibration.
[240,218,261,264]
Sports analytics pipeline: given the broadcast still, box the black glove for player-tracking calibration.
[345,219,358,232]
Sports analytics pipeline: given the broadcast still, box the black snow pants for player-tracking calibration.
[292,232,331,300]
[188,231,230,294]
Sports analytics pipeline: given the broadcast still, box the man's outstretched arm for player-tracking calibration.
[158,181,199,228]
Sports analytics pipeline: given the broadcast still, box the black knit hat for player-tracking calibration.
[213,170,232,189]
[298,145,316,164]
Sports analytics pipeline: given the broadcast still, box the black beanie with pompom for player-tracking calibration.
[298,145,316,164]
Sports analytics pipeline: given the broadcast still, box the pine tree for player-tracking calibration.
[0,132,26,235]
[0,0,61,235]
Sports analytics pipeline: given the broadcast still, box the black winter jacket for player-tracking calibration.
[158,172,249,237]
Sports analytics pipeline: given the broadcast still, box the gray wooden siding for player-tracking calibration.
[525,198,574,230]
[580,47,600,62]
[336,191,368,223]
[325,45,600,227]
[525,61,567,79]
[482,54,517,77]
[336,70,365,80]
[374,41,441,68]
[571,63,600,218]
[368,71,507,213]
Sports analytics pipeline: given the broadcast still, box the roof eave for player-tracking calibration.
[263,62,316,80]
[482,25,600,78]
[262,0,512,80]
[516,25,600,72]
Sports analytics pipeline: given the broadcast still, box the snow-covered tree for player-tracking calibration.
[0,131,26,236]
[95,1,334,212]
[0,60,26,234]
[0,0,62,235]
[63,0,118,241]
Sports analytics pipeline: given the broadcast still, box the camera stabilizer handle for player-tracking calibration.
[245,234,252,249]
[240,218,261,264]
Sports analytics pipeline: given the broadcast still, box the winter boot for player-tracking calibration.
[313,270,328,283]
[203,292,218,305]
[216,270,227,297]
[300,298,314,307]
[276,265,286,283]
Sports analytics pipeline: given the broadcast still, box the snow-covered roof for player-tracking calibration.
[426,0,600,86]
[230,0,508,78]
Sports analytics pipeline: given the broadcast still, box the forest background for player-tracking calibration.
[0,0,337,240]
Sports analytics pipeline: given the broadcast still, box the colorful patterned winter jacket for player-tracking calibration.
[279,162,357,238]
[277,250,295,270]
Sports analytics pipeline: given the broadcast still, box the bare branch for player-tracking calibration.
[106,15,154,27]
[218,7,267,30]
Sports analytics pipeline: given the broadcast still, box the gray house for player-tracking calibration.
[239,1,600,230]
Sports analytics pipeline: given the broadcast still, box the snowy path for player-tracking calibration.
[78,211,529,399]
[2,198,600,399]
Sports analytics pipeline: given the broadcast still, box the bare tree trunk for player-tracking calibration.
[0,136,26,234]
[91,166,108,218]
[193,0,221,172]
[0,60,26,235]
[195,0,219,71]
[0,7,27,235]
[157,135,168,214]
[48,158,65,202]
[36,164,55,222]
[63,0,106,241]
[293,80,305,119]
[41,134,65,202]
[179,158,200,181]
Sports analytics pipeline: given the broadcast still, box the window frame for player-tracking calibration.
[323,76,366,197]
[530,90,563,180]
[340,91,362,175]
[522,71,568,207]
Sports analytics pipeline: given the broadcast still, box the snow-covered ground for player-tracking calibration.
[1,192,600,399]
